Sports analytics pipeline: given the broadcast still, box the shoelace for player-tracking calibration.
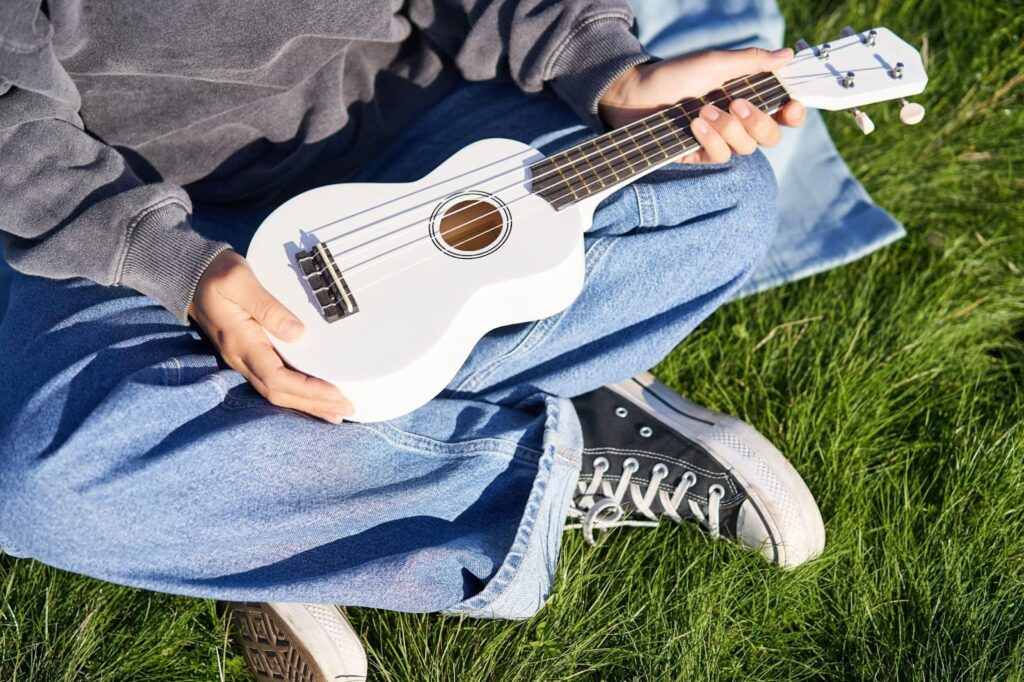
[565,456,725,545]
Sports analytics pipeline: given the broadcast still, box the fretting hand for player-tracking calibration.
[190,250,354,423]
[599,47,806,164]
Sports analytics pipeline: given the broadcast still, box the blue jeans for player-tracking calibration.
[0,82,777,620]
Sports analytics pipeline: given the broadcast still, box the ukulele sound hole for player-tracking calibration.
[431,193,511,258]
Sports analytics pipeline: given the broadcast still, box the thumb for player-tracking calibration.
[242,276,305,342]
[710,47,793,81]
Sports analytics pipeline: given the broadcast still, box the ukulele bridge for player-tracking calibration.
[294,244,359,323]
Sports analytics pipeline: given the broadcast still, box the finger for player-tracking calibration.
[774,100,806,128]
[690,116,731,164]
[729,98,781,147]
[703,47,793,83]
[229,266,305,342]
[240,336,354,418]
[700,104,756,155]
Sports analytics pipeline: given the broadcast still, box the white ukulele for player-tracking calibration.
[247,27,927,422]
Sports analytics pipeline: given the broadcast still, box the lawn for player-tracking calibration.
[2,0,1022,679]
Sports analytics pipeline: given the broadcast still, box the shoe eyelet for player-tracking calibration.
[614,406,628,418]
[638,425,653,438]
[593,456,610,472]
[708,484,725,499]
[623,457,640,472]
[683,471,697,485]
[652,463,669,478]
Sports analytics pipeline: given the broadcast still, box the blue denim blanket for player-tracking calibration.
[0,0,901,319]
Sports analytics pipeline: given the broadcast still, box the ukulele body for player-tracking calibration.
[247,138,590,422]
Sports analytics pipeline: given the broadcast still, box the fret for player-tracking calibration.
[605,128,638,174]
[563,145,605,193]
[659,108,689,149]
[601,131,639,179]
[619,124,656,173]
[706,88,729,110]
[529,158,564,196]
[577,140,612,188]
[641,117,672,159]
[741,75,763,109]
[591,139,622,182]
[665,104,700,154]
[550,157,580,201]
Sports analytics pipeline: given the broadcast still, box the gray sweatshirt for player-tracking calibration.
[0,0,649,320]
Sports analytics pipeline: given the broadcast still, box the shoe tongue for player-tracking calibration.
[575,390,727,479]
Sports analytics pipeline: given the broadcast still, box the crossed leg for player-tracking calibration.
[0,83,776,619]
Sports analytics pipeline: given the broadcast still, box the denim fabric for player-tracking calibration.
[0,81,778,618]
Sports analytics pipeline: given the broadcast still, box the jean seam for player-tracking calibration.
[444,396,581,618]
[371,421,544,462]
[634,182,658,227]
[456,234,616,394]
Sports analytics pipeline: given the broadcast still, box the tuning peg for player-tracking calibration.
[794,38,810,52]
[867,29,877,46]
[851,108,875,135]
[840,26,856,38]
[818,43,831,59]
[899,98,926,125]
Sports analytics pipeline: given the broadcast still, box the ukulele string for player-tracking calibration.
[308,71,782,243]
[345,87,790,289]
[336,82,788,274]
[344,89,791,299]
[320,73,784,258]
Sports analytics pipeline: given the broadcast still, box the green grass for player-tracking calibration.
[2,0,1022,679]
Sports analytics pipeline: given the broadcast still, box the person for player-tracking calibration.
[0,1,825,679]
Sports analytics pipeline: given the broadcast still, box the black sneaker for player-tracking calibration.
[567,372,825,567]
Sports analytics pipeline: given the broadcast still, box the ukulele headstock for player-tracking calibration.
[777,27,927,133]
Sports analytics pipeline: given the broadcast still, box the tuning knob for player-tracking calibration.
[794,38,810,52]
[840,26,856,38]
[851,108,875,135]
[899,98,926,125]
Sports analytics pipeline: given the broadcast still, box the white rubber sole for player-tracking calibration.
[228,602,367,682]
[609,372,826,568]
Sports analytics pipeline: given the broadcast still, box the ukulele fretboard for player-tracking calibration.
[530,72,789,209]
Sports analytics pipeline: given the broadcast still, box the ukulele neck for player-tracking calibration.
[529,71,790,210]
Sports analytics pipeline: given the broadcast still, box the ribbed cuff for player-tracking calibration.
[119,201,231,322]
[547,15,653,132]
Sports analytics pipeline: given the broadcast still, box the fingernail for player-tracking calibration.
[701,105,720,121]
[339,399,355,417]
[279,318,303,341]
[732,99,752,118]
[692,118,709,134]
[325,413,344,425]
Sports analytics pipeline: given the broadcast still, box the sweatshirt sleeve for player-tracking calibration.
[0,1,230,321]
[406,0,652,131]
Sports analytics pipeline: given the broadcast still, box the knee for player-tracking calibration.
[728,150,779,249]
[0,459,42,557]
[0,455,98,563]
